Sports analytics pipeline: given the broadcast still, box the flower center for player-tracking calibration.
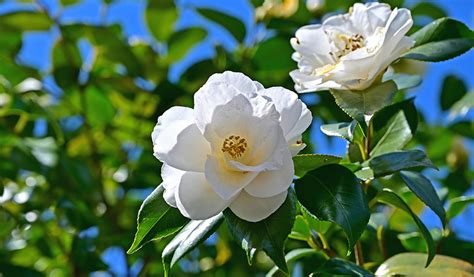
[330,33,365,60]
[222,135,248,159]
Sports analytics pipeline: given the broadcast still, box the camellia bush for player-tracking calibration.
[0,0,473,276]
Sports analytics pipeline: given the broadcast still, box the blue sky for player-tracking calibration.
[1,0,473,274]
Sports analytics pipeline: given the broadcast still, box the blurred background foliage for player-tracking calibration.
[0,0,473,276]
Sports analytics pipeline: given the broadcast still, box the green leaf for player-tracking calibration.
[320,121,356,141]
[382,73,422,90]
[293,154,342,178]
[449,92,474,119]
[375,253,474,276]
[368,150,436,177]
[330,81,397,122]
[446,196,474,219]
[145,0,178,41]
[449,120,474,139]
[266,248,325,277]
[399,171,446,227]
[52,38,82,89]
[0,11,52,31]
[196,8,246,42]
[404,18,474,62]
[294,164,370,252]
[369,99,418,156]
[313,258,374,277]
[162,214,223,275]
[289,215,311,241]
[60,0,80,5]
[372,189,435,266]
[128,185,189,254]
[440,75,467,111]
[411,2,447,20]
[223,190,297,273]
[84,86,115,127]
[167,27,207,62]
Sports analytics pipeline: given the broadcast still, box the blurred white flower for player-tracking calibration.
[152,71,311,222]
[255,0,299,20]
[290,2,414,92]
[306,0,323,12]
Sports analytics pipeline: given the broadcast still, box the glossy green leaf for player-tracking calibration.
[368,150,436,177]
[266,248,324,277]
[447,195,474,219]
[128,185,189,254]
[369,99,418,156]
[320,121,356,141]
[313,258,374,277]
[375,253,474,276]
[162,214,223,275]
[372,189,435,266]
[440,75,467,111]
[223,190,297,273]
[295,164,370,252]
[167,27,207,62]
[400,171,446,227]
[0,11,52,31]
[196,8,246,42]
[382,73,422,90]
[145,0,177,41]
[404,18,474,62]
[293,154,342,177]
[331,81,397,122]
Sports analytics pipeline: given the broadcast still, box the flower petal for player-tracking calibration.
[205,155,259,200]
[153,121,210,172]
[244,150,294,198]
[194,72,258,132]
[175,171,231,220]
[161,164,186,207]
[151,106,194,142]
[229,190,288,222]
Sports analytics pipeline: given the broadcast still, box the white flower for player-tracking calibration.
[152,72,311,222]
[290,2,414,92]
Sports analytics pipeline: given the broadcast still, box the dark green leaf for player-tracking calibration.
[52,38,82,89]
[146,0,178,41]
[411,2,447,20]
[405,18,474,62]
[167,27,207,62]
[382,73,422,90]
[224,190,297,273]
[446,196,474,219]
[369,99,418,156]
[331,81,397,122]
[128,185,189,254]
[266,248,324,277]
[295,164,370,252]
[400,171,446,227]
[320,121,356,141]
[440,75,467,111]
[372,189,435,267]
[449,121,474,139]
[313,257,374,277]
[196,8,246,42]
[369,150,436,177]
[162,214,223,275]
[293,154,342,177]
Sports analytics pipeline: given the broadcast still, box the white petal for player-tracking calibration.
[161,164,186,207]
[229,190,288,222]
[207,71,261,95]
[194,73,258,132]
[175,171,231,220]
[205,156,259,200]
[292,24,334,68]
[244,150,294,198]
[153,121,210,172]
[350,2,391,35]
[151,106,194,142]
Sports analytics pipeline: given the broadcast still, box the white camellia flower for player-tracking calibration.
[290,2,414,92]
[151,72,311,222]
